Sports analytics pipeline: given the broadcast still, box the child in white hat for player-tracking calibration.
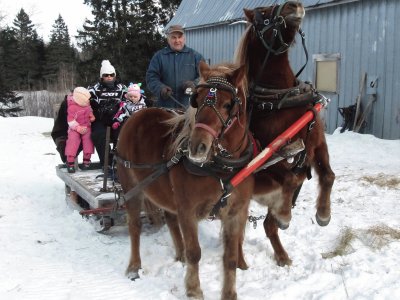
[112,83,147,129]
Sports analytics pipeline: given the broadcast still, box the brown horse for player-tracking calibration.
[116,61,254,300]
[234,1,335,266]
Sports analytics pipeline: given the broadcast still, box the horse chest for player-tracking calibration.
[253,188,283,208]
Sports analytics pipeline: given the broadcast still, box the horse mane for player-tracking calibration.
[233,25,253,94]
[165,63,245,154]
[165,106,196,154]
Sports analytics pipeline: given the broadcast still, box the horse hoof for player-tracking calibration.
[127,271,140,281]
[316,213,331,226]
[275,255,292,267]
[275,218,290,230]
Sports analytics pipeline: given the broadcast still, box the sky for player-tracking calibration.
[0,0,92,44]
[0,116,399,299]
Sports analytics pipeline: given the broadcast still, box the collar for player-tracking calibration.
[163,45,190,54]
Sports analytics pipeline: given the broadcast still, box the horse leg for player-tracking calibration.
[269,171,300,230]
[263,211,292,266]
[178,211,203,299]
[254,171,292,230]
[164,211,185,262]
[313,142,335,226]
[237,229,248,270]
[125,194,144,280]
[221,208,248,300]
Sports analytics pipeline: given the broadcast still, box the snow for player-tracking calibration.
[0,116,399,300]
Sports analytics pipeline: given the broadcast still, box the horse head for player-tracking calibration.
[235,1,305,89]
[188,61,246,164]
[244,1,305,55]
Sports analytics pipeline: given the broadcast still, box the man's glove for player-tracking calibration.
[76,125,88,134]
[182,81,196,95]
[160,86,172,100]
[182,81,196,90]
[112,122,120,130]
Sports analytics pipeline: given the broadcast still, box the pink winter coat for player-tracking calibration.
[65,94,95,157]
[67,95,94,127]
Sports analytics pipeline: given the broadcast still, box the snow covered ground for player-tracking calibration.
[0,116,399,300]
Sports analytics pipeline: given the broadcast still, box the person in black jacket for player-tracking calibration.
[88,60,127,168]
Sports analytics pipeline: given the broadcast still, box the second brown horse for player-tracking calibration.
[116,61,253,300]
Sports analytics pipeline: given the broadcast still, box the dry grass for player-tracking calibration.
[361,173,400,189]
[322,225,400,259]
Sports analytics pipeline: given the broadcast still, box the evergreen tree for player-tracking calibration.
[0,27,20,87]
[44,15,78,91]
[11,9,43,90]
[77,0,181,86]
[0,75,24,117]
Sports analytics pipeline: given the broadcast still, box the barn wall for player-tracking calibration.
[185,23,247,65]
[289,0,400,139]
[183,0,400,139]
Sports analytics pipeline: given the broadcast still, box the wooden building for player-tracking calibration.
[167,0,400,139]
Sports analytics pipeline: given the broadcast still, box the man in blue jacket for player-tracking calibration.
[146,24,205,109]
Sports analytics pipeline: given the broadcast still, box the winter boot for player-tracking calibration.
[66,156,76,173]
[81,160,91,171]
[67,162,75,173]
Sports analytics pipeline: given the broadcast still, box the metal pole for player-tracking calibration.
[102,126,111,191]
[230,101,327,188]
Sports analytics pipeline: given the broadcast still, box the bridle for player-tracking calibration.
[252,2,308,79]
[190,76,243,141]
[253,3,291,55]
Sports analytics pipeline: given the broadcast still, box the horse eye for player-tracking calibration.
[223,103,232,110]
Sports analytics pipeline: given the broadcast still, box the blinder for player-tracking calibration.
[189,91,199,108]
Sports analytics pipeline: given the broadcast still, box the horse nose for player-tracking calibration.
[196,143,208,156]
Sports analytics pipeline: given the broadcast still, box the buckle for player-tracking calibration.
[123,161,131,168]
[259,102,273,110]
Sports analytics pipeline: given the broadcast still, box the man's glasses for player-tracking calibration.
[102,73,115,78]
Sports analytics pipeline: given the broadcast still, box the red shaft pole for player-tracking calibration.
[231,102,324,187]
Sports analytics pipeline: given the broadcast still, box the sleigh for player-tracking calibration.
[56,161,127,232]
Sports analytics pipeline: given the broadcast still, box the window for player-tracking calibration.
[313,53,340,93]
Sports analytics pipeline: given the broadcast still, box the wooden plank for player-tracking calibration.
[354,94,377,133]
[352,72,367,131]
[56,164,117,209]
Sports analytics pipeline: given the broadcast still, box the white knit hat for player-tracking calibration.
[100,60,116,77]
[73,87,91,106]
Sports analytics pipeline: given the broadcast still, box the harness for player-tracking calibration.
[116,77,254,216]
[248,2,317,178]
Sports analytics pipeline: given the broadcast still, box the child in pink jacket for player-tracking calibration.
[65,87,95,173]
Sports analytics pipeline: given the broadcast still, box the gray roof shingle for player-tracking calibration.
[168,0,357,30]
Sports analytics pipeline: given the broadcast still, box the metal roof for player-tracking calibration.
[167,0,360,30]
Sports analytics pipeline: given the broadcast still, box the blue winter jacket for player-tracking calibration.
[146,45,204,108]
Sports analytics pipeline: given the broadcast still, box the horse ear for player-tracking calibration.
[243,8,255,22]
[231,64,246,88]
[199,60,210,79]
